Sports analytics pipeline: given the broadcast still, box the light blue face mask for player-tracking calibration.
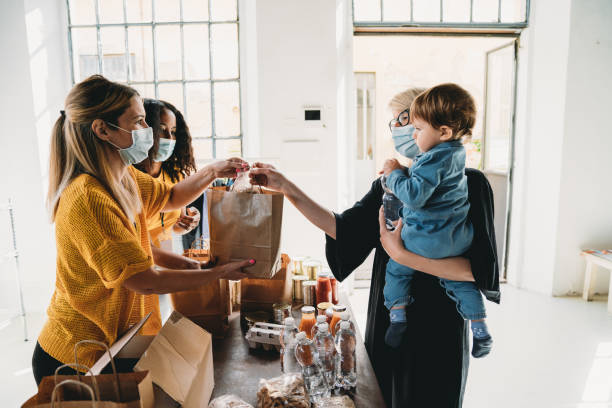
[391,124,420,159]
[107,123,154,166]
[154,138,176,162]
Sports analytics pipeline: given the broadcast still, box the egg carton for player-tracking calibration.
[245,322,284,351]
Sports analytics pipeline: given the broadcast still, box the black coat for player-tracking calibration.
[326,168,499,408]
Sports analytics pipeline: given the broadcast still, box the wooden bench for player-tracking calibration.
[582,250,612,313]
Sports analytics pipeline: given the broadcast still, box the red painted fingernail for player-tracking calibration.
[249,259,256,265]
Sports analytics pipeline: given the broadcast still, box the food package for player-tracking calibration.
[208,394,254,408]
[207,186,284,279]
[314,395,356,408]
[256,373,309,408]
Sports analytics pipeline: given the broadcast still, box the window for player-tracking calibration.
[355,73,375,161]
[66,0,242,161]
[353,0,530,28]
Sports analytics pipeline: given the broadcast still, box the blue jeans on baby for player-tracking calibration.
[384,259,486,320]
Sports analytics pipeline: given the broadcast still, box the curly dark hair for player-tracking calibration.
[137,98,197,183]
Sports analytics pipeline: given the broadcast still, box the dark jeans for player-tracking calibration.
[32,341,139,386]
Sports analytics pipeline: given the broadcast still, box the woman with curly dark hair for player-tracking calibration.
[136,99,200,248]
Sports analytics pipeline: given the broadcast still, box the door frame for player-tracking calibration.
[353,31,521,282]
[481,39,519,281]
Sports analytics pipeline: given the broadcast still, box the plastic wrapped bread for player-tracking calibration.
[256,373,309,408]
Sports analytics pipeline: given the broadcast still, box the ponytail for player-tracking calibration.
[47,113,71,220]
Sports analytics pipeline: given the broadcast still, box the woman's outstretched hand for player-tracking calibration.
[379,206,404,260]
[206,258,255,281]
[209,157,249,179]
[248,162,286,192]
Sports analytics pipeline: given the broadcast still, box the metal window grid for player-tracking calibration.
[65,0,243,159]
[353,0,531,29]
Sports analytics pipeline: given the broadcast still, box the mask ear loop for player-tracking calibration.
[104,121,134,150]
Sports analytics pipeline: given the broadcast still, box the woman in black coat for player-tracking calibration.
[249,90,499,408]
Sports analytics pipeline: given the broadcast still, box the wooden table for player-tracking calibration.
[210,294,386,407]
[582,250,612,313]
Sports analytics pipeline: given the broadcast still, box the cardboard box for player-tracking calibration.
[90,312,215,408]
[134,312,214,408]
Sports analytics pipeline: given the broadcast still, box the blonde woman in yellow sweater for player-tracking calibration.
[32,75,253,384]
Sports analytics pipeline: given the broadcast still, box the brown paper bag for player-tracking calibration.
[241,254,292,304]
[207,187,284,279]
[25,372,153,408]
[22,358,153,408]
[22,379,102,408]
[170,278,231,317]
[169,238,232,337]
[134,311,214,408]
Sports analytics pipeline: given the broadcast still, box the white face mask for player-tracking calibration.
[106,123,154,166]
[154,138,176,162]
[391,124,420,159]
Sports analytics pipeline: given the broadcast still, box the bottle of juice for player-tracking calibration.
[329,304,347,336]
[316,272,332,303]
[299,306,317,339]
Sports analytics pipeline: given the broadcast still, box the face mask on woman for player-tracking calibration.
[155,138,176,162]
[391,124,420,159]
[106,123,154,166]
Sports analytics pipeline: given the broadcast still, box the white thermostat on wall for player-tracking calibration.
[303,105,325,128]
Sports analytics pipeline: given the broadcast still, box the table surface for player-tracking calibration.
[210,294,386,407]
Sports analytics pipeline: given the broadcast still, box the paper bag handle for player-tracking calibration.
[74,340,121,402]
[54,363,100,401]
[50,379,97,408]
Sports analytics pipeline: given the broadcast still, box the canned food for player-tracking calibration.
[292,275,308,301]
[291,256,308,276]
[273,303,292,324]
[302,280,317,307]
[303,259,322,281]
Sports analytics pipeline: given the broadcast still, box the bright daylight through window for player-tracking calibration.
[66,0,242,162]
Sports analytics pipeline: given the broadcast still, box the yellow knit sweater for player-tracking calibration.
[38,167,171,368]
[146,169,182,248]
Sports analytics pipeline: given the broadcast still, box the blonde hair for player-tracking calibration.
[410,83,476,140]
[48,75,142,223]
[388,87,426,112]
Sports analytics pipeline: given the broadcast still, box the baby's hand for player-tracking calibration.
[380,159,403,176]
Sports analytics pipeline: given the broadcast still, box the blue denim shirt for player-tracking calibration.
[386,140,473,258]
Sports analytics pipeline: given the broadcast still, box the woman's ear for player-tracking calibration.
[91,119,110,141]
[439,126,454,142]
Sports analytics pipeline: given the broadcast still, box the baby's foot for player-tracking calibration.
[385,307,407,348]
[471,320,492,358]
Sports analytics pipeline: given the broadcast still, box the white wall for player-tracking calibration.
[0,0,70,314]
[245,0,352,263]
[553,0,612,295]
[507,0,612,296]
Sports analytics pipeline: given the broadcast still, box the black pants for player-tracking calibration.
[32,342,139,386]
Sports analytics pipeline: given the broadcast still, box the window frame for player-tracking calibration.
[352,0,531,29]
[65,0,243,159]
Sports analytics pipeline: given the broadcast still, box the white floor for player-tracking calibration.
[3,285,612,408]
